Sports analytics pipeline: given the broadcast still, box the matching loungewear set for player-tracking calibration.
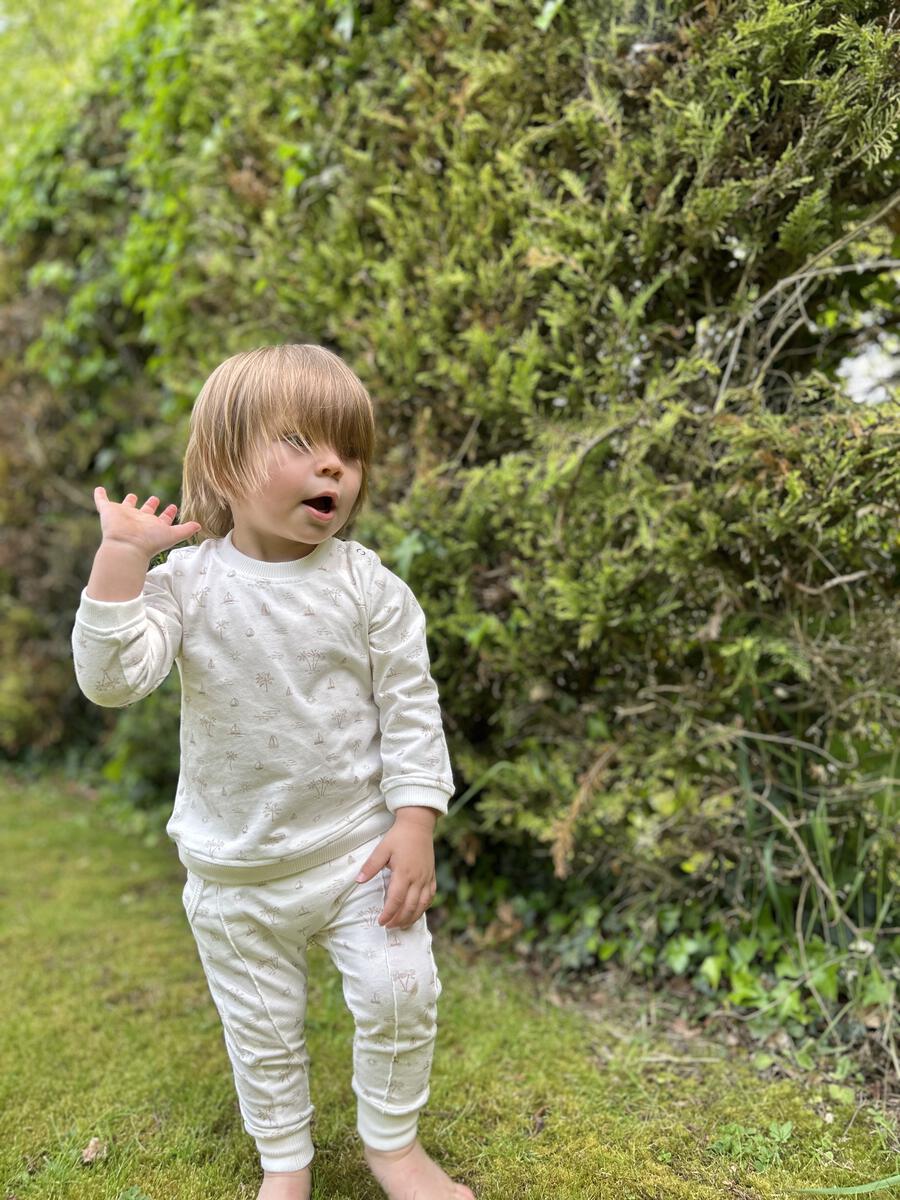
[71,529,455,1172]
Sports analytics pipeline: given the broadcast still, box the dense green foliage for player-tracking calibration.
[1,0,898,1068]
[0,0,134,179]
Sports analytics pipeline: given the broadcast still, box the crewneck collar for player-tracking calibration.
[213,528,333,579]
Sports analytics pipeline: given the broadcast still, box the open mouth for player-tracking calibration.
[303,495,334,512]
[302,495,336,518]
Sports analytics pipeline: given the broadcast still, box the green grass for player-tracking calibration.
[1,765,896,1199]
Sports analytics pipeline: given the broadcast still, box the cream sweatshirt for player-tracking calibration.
[71,529,455,883]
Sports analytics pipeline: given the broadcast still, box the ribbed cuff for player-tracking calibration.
[255,1123,315,1172]
[356,1093,420,1151]
[382,785,450,815]
[76,587,146,630]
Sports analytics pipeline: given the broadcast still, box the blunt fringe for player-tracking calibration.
[179,343,376,542]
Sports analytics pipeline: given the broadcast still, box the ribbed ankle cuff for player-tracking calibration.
[255,1123,314,1172]
[356,1094,420,1151]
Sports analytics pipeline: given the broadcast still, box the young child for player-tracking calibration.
[71,343,476,1200]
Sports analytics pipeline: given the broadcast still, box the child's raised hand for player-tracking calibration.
[93,486,202,559]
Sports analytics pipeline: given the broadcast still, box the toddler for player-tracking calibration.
[71,343,476,1200]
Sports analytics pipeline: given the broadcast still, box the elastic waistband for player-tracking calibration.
[176,807,396,883]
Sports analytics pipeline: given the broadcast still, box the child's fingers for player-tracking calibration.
[379,882,427,929]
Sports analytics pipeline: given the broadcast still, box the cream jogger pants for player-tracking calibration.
[180,830,443,1172]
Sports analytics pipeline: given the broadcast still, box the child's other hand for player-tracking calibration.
[93,487,202,559]
[353,818,437,930]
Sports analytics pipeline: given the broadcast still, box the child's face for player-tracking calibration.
[227,437,363,561]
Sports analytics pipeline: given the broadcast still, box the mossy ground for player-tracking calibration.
[1,765,896,1199]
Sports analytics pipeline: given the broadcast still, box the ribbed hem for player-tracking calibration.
[356,1093,420,1152]
[255,1124,315,1172]
[176,806,395,883]
[383,784,451,816]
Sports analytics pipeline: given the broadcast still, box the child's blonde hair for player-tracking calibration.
[180,343,376,541]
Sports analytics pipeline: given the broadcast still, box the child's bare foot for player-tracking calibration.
[363,1136,475,1200]
[256,1165,311,1200]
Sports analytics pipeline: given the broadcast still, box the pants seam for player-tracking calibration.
[377,867,400,1110]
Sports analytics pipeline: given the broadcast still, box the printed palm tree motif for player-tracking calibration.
[362,904,383,929]
[332,706,352,729]
[310,775,337,799]
[256,671,274,692]
[324,586,342,605]
[393,968,419,996]
[250,1104,277,1125]
[205,837,225,857]
[260,902,281,924]
[225,751,238,771]
[215,618,231,638]
[190,586,210,609]
[263,800,282,822]
[198,714,217,737]
[259,952,282,975]
[297,647,325,673]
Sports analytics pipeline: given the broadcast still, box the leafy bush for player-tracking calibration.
[1,0,898,1059]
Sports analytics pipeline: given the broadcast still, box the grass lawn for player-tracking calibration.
[1,764,896,1199]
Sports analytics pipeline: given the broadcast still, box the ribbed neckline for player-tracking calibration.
[212,528,334,579]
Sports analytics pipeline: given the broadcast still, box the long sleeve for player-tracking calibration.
[366,562,455,816]
[71,556,183,708]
